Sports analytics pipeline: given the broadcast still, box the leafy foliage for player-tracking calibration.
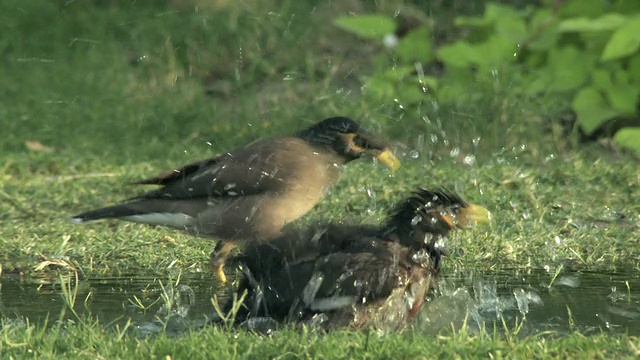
[335,0,640,153]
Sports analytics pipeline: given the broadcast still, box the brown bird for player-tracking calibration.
[225,189,490,331]
[72,117,400,282]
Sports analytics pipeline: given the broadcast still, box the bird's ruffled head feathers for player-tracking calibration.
[387,188,491,248]
[296,117,400,170]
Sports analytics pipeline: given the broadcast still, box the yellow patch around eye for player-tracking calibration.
[439,213,456,228]
[339,133,365,153]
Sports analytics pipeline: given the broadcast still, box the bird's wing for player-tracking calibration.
[133,138,294,200]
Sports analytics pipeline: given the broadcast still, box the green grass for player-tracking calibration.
[1,0,639,358]
[2,317,639,359]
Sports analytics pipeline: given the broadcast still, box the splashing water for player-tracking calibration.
[2,269,640,337]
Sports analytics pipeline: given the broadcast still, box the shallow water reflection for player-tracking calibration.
[421,269,640,336]
[1,269,639,336]
[0,274,223,337]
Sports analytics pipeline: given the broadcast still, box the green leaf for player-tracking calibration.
[439,36,517,73]
[592,68,614,89]
[614,127,640,153]
[601,15,640,61]
[420,75,439,93]
[606,84,639,113]
[363,75,395,99]
[484,3,528,22]
[362,69,434,106]
[437,70,479,104]
[572,87,623,134]
[334,15,396,39]
[395,83,429,105]
[395,27,432,63]
[455,3,526,28]
[455,16,491,27]
[381,65,415,82]
[474,36,519,70]
[523,70,553,95]
[559,14,627,32]
[558,0,606,18]
[612,0,640,14]
[437,41,477,68]
[495,15,527,43]
[580,31,615,54]
[592,67,639,113]
[628,54,640,83]
[527,9,560,51]
[548,45,594,91]
[608,69,639,113]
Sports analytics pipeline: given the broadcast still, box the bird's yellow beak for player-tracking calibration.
[458,204,491,226]
[440,203,491,228]
[376,148,401,170]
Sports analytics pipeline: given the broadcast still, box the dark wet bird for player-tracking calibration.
[72,117,400,282]
[224,189,490,331]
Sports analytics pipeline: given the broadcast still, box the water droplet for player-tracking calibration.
[415,134,424,149]
[526,291,543,305]
[554,236,563,245]
[555,276,580,288]
[383,33,399,48]
[306,313,328,329]
[366,187,375,199]
[463,155,476,166]
[426,233,436,244]
[302,272,325,305]
[513,288,529,314]
[411,215,422,226]
[449,147,460,158]
[409,150,420,159]
[240,317,279,335]
[353,279,365,289]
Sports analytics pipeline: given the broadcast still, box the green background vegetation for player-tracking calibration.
[1,0,639,358]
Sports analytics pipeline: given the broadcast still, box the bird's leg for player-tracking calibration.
[407,269,430,320]
[210,241,237,283]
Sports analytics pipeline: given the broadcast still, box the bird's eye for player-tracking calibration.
[353,135,369,148]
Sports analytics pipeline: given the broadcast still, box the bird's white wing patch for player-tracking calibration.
[121,213,194,228]
[310,296,358,311]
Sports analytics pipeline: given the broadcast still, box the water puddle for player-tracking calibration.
[1,269,639,336]
[419,269,640,336]
[0,274,223,337]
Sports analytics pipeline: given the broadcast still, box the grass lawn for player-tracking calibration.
[1,0,639,358]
